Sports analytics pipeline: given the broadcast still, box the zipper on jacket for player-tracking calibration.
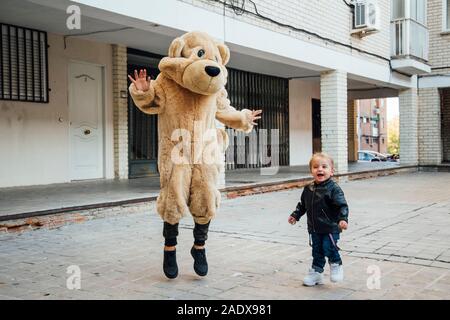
[322,208,332,222]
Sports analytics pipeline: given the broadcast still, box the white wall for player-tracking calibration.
[0,33,114,188]
[289,79,320,166]
[71,0,415,89]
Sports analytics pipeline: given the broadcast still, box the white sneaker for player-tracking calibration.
[330,263,344,283]
[303,268,324,286]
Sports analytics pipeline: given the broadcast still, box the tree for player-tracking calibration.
[387,115,399,155]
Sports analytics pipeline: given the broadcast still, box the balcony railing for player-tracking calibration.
[391,18,428,61]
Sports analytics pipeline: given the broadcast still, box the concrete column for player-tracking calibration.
[347,99,358,162]
[399,87,419,165]
[418,88,442,165]
[320,70,348,173]
[112,45,129,179]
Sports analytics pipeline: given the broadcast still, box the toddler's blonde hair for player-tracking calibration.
[309,152,335,171]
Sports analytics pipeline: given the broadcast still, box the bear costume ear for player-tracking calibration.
[169,37,185,58]
[217,43,230,65]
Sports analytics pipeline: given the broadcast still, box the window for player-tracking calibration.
[392,0,406,20]
[410,0,426,25]
[1,23,48,102]
[366,137,370,144]
[444,0,450,31]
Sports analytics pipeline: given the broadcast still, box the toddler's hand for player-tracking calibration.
[288,216,297,225]
[339,220,348,230]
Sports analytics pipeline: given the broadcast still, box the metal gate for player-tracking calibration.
[225,68,289,170]
[127,50,289,176]
[127,49,162,177]
[441,88,450,162]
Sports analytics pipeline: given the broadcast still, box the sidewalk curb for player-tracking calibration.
[0,165,418,233]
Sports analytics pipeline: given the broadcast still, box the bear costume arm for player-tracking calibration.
[128,80,166,115]
[215,88,253,133]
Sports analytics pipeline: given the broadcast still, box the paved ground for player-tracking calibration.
[0,171,449,300]
[0,162,399,218]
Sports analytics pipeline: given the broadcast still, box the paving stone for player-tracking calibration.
[1,172,450,299]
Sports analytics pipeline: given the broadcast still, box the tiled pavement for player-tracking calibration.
[0,171,449,300]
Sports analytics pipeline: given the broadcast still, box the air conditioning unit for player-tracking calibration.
[351,0,380,36]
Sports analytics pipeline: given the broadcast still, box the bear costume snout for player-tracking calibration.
[181,59,226,95]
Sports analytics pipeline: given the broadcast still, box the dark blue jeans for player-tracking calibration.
[310,232,342,273]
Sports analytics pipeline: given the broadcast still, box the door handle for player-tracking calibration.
[84,129,91,135]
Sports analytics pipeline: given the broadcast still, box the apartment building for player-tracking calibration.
[417,0,450,164]
[0,0,433,187]
[357,99,388,153]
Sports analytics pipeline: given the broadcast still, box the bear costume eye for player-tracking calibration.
[197,49,205,58]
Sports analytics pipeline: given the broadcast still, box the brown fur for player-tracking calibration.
[129,31,254,225]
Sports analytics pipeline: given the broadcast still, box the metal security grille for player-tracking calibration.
[225,68,289,170]
[127,49,162,177]
[0,23,48,102]
[441,88,450,162]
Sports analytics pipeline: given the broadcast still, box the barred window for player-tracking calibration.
[0,23,48,102]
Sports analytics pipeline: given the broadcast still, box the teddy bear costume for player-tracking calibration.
[129,31,257,278]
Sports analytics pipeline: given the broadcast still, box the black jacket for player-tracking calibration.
[291,178,349,234]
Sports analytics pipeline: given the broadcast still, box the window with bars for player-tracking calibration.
[0,23,49,102]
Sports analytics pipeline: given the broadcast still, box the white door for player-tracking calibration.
[69,62,104,180]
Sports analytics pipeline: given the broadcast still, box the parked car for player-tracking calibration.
[385,153,399,162]
[359,150,388,161]
[358,151,382,162]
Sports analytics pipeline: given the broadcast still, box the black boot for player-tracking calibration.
[163,250,178,279]
[190,246,208,276]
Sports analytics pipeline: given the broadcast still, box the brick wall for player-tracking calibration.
[320,70,348,173]
[112,45,129,179]
[179,0,391,66]
[428,0,450,74]
[399,88,419,165]
[418,88,442,164]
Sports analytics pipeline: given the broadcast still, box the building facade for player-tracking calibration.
[357,99,388,153]
[0,0,433,188]
[417,0,450,164]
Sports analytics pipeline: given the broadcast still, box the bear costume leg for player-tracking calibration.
[188,164,220,276]
[157,164,192,225]
[189,164,220,223]
[158,164,192,279]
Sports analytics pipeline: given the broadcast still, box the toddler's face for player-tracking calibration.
[310,157,334,183]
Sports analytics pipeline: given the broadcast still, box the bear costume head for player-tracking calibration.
[158,31,230,95]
